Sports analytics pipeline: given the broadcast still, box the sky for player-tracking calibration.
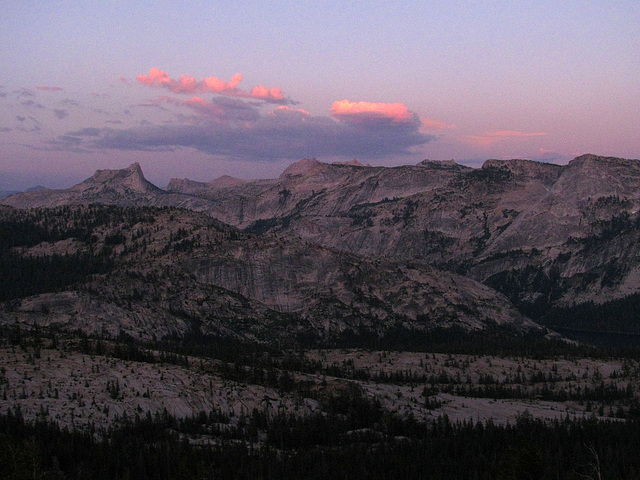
[1,1,639,190]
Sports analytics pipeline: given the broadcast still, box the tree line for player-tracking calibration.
[2,403,640,479]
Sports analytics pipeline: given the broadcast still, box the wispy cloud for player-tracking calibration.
[418,116,456,132]
[15,89,34,98]
[61,99,80,107]
[467,130,547,146]
[20,100,45,109]
[136,67,289,104]
[163,95,261,122]
[485,130,547,138]
[35,86,64,92]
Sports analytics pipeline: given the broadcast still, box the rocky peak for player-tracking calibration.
[569,153,613,166]
[280,158,323,177]
[417,159,466,171]
[78,163,158,194]
[207,175,249,189]
[568,154,640,171]
[482,159,514,169]
[552,154,640,204]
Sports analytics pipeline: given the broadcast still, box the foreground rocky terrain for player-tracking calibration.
[5,324,640,480]
[2,334,639,433]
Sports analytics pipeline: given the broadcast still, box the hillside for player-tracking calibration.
[0,204,535,346]
[4,154,640,334]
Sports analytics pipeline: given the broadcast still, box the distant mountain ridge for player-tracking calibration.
[4,154,640,333]
[0,190,19,199]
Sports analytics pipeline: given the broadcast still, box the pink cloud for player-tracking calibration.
[187,96,209,106]
[249,85,285,102]
[35,86,63,92]
[330,100,415,124]
[272,105,310,116]
[137,67,172,87]
[137,68,238,95]
[203,73,243,92]
[136,68,289,103]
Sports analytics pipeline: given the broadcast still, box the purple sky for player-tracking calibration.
[1,1,639,190]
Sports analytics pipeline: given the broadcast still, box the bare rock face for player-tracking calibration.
[207,175,249,189]
[252,158,563,264]
[185,236,536,334]
[484,155,640,253]
[166,175,248,194]
[86,162,153,192]
[176,154,640,319]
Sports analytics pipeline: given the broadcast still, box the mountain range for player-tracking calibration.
[3,153,640,343]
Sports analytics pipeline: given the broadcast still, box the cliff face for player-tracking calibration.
[184,236,534,334]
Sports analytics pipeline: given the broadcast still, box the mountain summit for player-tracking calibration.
[2,163,163,208]
[75,162,160,195]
